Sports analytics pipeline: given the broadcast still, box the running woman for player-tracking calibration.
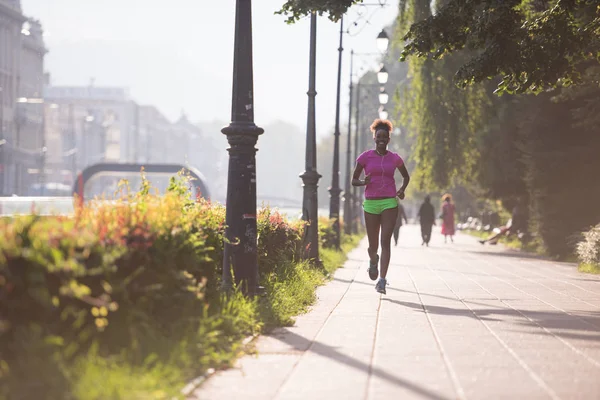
[352,119,410,294]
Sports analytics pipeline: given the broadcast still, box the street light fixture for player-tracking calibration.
[378,88,389,105]
[377,65,389,85]
[376,29,389,53]
[378,106,389,120]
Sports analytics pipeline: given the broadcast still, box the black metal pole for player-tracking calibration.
[354,82,362,233]
[14,109,20,194]
[68,103,76,180]
[343,50,354,235]
[0,91,4,196]
[328,17,344,249]
[221,0,264,296]
[82,119,87,170]
[300,12,322,263]
[40,104,46,196]
[134,103,140,163]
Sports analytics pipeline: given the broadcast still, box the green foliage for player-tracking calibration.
[578,263,600,275]
[519,83,600,257]
[0,173,362,399]
[277,0,362,23]
[399,0,600,94]
[395,1,600,258]
[399,1,486,190]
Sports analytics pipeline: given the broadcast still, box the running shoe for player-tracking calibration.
[375,278,387,295]
[368,254,379,281]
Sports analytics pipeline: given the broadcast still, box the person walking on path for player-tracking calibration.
[393,199,408,246]
[418,195,435,246]
[440,193,456,243]
[352,119,410,295]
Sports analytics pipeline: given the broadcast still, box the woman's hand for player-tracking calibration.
[396,188,405,200]
[364,175,371,185]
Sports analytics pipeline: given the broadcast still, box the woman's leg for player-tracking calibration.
[379,207,398,279]
[364,211,381,269]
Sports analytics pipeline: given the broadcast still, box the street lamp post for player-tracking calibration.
[328,17,344,249]
[352,81,362,233]
[221,0,264,296]
[68,103,77,181]
[300,12,322,262]
[40,106,46,196]
[343,50,354,236]
[0,87,4,196]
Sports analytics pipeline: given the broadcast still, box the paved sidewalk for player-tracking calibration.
[190,225,600,400]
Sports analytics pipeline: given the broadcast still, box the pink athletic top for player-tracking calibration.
[356,150,404,199]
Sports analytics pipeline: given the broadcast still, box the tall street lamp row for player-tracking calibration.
[301,6,389,260]
[347,63,390,234]
[329,4,390,249]
[220,0,392,295]
[343,46,389,235]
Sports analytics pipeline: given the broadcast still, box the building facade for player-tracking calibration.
[14,17,47,195]
[44,84,137,186]
[0,0,30,195]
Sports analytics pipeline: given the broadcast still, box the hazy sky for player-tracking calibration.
[21,0,398,139]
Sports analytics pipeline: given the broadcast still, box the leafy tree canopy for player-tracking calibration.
[277,0,364,23]
[399,0,600,94]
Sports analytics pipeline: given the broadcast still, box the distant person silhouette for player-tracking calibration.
[440,193,456,243]
[418,195,435,246]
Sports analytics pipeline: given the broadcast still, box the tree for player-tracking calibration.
[277,0,363,23]
[397,0,488,190]
[398,0,600,94]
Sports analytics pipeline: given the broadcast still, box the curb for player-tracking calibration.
[180,333,260,398]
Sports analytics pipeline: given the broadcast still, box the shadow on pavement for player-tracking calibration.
[268,329,452,400]
[333,277,517,309]
[383,298,600,340]
[466,249,547,260]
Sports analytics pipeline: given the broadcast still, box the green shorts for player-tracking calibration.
[363,198,398,215]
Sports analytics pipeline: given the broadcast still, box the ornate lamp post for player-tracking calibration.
[328,17,345,249]
[221,0,264,296]
[300,12,322,262]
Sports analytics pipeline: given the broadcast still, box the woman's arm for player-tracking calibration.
[352,163,370,187]
[396,164,410,198]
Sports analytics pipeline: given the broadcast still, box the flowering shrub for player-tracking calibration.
[0,173,326,398]
[319,216,339,249]
[576,224,600,268]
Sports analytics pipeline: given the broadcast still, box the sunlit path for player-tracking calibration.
[192,225,600,400]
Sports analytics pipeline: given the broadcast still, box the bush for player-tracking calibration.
[0,172,359,399]
[318,217,338,249]
[576,224,600,272]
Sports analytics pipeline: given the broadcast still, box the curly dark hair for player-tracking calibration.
[369,119,393,136]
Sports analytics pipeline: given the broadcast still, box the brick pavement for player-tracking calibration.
[191,225,600,400]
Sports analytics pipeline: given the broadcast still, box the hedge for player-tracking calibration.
[0,174,348,399]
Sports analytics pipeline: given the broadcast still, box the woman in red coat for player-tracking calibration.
[441,193,455,243]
